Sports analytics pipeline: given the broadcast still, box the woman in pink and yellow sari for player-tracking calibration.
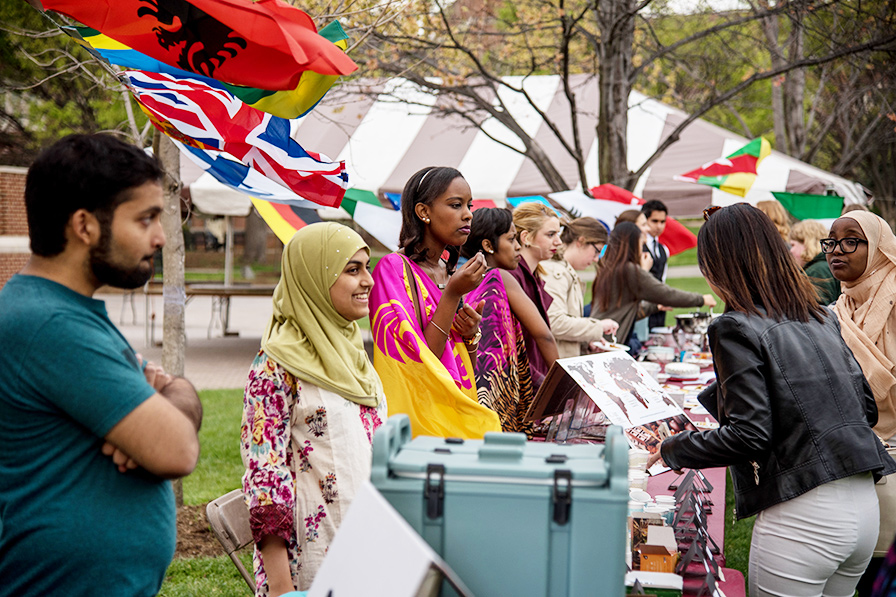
[370,167,501,438]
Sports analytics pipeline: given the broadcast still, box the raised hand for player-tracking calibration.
[446,252,488,297]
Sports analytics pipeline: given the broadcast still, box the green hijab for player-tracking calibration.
[262,222,382,407]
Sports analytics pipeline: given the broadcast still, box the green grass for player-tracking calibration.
[160,389,249,596]
[160,554,254,597]
[725,470,755,587]
[183,390,245,506]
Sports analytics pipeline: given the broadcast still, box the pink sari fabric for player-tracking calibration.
[467,269,535,436]
[369,253,501,438]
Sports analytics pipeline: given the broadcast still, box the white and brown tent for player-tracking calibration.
[291,75,866,217]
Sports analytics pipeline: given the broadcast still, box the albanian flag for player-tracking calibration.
[674,138,772,197]
[66,22,349,119]
[38,0,356,89]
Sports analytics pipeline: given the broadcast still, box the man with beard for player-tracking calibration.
[0,134,202,596]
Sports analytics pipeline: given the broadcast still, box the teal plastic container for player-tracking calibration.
[371,415,629,597]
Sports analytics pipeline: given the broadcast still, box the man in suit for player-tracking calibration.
[642,200,669,330]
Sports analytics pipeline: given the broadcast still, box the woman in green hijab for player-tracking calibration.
[240,223,387,595]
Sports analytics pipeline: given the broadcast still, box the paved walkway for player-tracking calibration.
[99,264,704,391]
[102,291,275,391]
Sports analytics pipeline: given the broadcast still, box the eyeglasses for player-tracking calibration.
[819,238,868,254]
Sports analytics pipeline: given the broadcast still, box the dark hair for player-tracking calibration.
[614,210,642,227]
[25,134,163,256]
[460,208,513,259]
[641,200,668,219]
[559,217,609,246]
[592,222,641,311]
[698,203,824,322]
[398,166,465,273]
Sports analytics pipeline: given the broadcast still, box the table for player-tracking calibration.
[644,369,746,597]
[142,281,276,345]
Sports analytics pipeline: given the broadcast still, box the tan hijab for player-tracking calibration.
[262,223,383,407]
[832,211,896,437]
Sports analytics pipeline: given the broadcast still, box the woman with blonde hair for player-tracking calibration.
[756,199,792,243]
[508,202,563,389]
[542,217,619,358]
[789,219,840,305]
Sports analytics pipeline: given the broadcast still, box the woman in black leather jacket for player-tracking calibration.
[648,204,896,597]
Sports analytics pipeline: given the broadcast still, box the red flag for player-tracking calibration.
[590,184,697,256]
[39,0,357,89]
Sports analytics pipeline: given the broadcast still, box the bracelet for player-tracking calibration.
[430,320,450,337]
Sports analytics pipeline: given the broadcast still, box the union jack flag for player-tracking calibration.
[123,70,348,208]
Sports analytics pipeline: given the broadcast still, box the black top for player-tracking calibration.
[662,307,896,519]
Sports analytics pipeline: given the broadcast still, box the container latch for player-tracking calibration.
[552,470,572,525]
[425,463,446,519]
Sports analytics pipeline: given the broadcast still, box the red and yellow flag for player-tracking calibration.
[674,138,772,197]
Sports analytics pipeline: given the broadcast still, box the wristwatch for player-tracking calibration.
[465,329,482,346]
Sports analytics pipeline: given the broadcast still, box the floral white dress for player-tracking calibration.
[241,350,387,593]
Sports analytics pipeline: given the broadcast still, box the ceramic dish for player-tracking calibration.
[664,362,700,380]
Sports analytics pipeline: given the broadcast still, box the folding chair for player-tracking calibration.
[206,489,256,592]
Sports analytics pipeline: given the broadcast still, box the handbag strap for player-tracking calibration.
[402,256,425,332]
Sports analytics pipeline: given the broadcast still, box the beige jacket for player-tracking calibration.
[541,260,608,358]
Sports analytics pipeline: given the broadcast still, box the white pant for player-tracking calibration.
[749,473,879,597]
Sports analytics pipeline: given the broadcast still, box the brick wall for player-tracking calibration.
[0,166,30,289]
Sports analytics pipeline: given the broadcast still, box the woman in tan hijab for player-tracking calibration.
[826,210,896,592]
[241,223,387,595]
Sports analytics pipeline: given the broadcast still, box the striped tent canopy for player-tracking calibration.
[291,75,867,217]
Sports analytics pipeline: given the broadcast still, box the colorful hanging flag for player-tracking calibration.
[251,197,322,244]
[172,139,315,208]
[772,192,844,221]
[40,0,356,89]
[589,184,697,256]
[124,70,348,207]
[65,24,349,119]
[674,138,772,197]
[341,190,402,251]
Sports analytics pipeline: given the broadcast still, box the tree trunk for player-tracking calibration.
[782,10,806,157]
[242,207,269,266]
[596,0,637,190]
[760,9,789,153]
[153,131,187,507]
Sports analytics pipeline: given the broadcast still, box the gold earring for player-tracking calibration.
[423,217,430,224]
[486,248,494,254]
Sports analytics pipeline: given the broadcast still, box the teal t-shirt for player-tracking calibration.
[0,275,174,596]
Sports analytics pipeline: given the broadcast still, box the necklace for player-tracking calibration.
[419,257,449,289]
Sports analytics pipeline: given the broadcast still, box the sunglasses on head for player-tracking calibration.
[702,202,751,221]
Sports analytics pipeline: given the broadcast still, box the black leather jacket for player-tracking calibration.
[661,307,896,519]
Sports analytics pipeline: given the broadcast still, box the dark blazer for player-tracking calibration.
[662,307,896,519]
